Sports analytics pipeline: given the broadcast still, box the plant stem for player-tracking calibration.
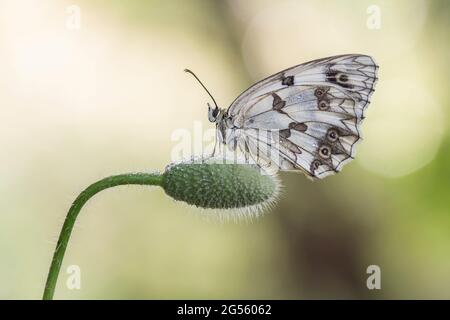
[42,173,163,300]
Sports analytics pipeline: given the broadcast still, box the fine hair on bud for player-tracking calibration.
[161,156,280,220]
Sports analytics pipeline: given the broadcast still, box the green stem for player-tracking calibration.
[42,173,163,300]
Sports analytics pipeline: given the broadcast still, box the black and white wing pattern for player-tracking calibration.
[228,54,378,179]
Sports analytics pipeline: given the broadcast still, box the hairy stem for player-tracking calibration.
[42,173,163,300]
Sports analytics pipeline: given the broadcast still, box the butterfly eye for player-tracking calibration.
[208,105,219,122]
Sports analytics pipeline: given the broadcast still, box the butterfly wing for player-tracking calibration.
[227,54,378,179]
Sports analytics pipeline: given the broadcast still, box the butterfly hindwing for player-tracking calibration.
[227,54,378,179]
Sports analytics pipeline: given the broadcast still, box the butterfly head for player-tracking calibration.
[207,103,222,123]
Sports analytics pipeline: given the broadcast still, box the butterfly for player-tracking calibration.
[185,54,378,179]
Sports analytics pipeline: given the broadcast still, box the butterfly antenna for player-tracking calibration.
[184,69,219,109]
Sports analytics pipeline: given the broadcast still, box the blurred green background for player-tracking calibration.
[1,0,449,299]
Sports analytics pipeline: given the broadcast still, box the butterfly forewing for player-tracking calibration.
[227,54,378,179]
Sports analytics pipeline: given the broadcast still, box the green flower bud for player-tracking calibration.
[162,158,280,214]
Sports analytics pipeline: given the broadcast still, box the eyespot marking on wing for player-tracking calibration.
[318,144,332,159]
